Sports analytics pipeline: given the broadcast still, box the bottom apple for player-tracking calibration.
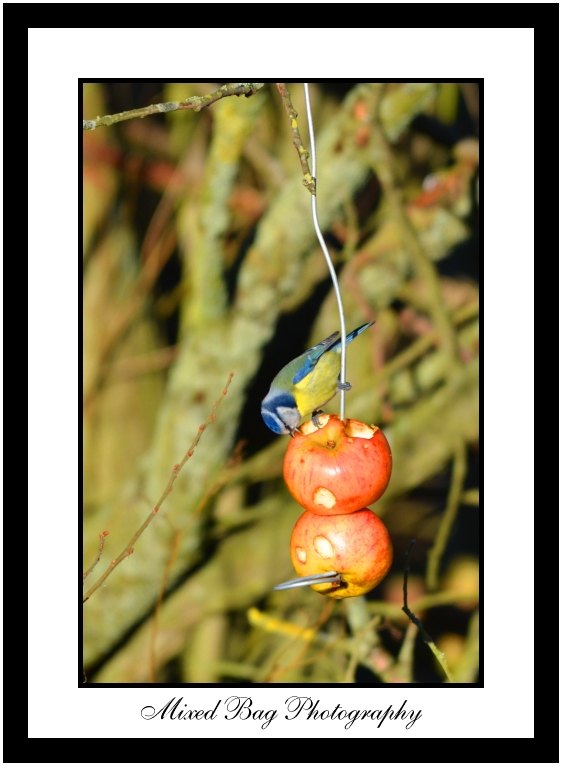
[290,508,393,599]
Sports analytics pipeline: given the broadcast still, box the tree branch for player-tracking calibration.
[426,441,468,590]
[83,82,265,131]
[402,540,453,682]
[85,83,459,670]
[83,373,233,603]
[82,530,109,582]
[275,83,316,194]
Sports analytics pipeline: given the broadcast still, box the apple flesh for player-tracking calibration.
[283,414,392,515]
[290,508,393,599]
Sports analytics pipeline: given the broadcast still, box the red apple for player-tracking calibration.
[290,508,393,599]
[283,414,392,515]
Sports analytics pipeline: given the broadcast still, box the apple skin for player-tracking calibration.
[283,414,392,515]
[290,508,393,599]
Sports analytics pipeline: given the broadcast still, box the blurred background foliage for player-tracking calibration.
[83,82,479,684]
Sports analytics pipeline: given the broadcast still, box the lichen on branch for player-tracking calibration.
[83,82,265,131]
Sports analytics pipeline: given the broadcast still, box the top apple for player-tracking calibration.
[283,414,392,516]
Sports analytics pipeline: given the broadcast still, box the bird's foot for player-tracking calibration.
[337,378,352,391]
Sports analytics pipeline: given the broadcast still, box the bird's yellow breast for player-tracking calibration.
[293,351,341,416]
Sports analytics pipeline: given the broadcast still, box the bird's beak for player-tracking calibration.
[273,571,342,591]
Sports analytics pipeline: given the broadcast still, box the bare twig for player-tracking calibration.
[148,440,246,679]
[402,540,453,682]
[426,441,468,590]
[275,83,316,194]
[83,82,265,131]
[83,373,234,603]
[82,530,109,582]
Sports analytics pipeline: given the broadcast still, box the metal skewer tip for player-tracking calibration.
[273,571,342,591]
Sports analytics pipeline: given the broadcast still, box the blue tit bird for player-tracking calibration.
[261,321,374,435]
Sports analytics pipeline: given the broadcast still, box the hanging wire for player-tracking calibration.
[303,83,348,419]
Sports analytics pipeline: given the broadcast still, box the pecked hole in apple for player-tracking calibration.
[300,413,330,435]
[283,414,392,516]
[288,509,393,599]
[295,546,307,563]
[345,420,376,439]
[313,535,334,559]
[313,487,336,509]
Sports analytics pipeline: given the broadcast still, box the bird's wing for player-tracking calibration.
[292,331,340,385]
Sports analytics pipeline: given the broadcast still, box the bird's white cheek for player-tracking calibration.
[277,406,301,430]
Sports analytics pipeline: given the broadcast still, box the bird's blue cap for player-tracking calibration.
[263,390,295,410]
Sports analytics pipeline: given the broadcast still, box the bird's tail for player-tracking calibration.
[329,321,375,353]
